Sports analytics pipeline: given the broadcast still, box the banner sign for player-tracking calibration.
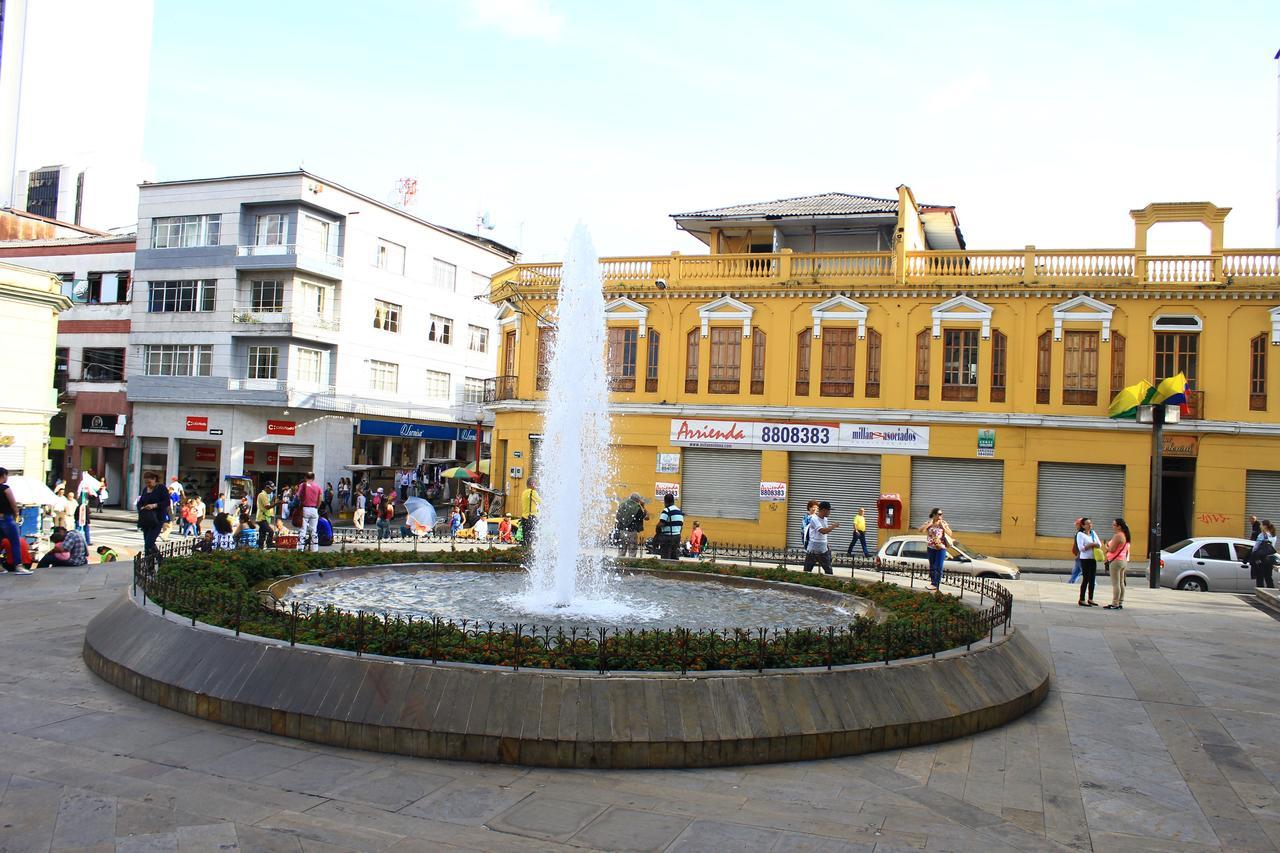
[266,419,296,436]
[655,482,680,501]
[359,419,465,441]
[80,414,118,434]
[670,419,929,455]
[759,481,787,502]
[185,416,208,432]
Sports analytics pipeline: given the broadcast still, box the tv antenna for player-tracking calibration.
[393,177,418,209]
[476,210,496,233]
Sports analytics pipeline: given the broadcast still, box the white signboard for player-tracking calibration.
[656,453,680,474]
[655,482,680,501]
[669,419,929,455]
[759,481,787,502]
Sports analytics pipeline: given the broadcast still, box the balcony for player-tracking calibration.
[232,308,341,341]
[235,243,344,277]
[491,246,1280,297]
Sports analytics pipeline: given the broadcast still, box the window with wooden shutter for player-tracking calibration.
[1154,332,1198,384]
[796,329,811,396]
[503,330,516,377]
[685,328,699,393]
[1062,330,1099,406]
[645,331,660,393]
[750,328,766,395]
[990,329,1006,403]
[536,326,556,391]
[820,328,856,397]
[865,328,881,398]
[1250,333,1267,411]
[708,327,741,394]
[941,329,978,401]
[1109,331,1126,400]
[1036,331,1051,404]
[914,330,930,400]
[606,327,638,392]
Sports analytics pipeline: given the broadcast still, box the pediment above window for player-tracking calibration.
[698,295,754,337]
[1052,294,1114,341]
[812,295,869,339]
[604,297,649,337]
[931,295,992,339]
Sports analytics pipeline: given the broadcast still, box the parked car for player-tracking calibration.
[1153,537,1259,592]
[876,535,1020,580]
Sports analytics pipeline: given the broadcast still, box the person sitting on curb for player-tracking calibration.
[95,545,119,563]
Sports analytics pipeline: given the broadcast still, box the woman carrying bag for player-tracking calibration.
[1104,518,1131,610]
[1075,517,1103,607]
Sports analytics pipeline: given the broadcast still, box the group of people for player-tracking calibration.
[614,491,706,559]
[1070,517,1132,608]
[1245,516,1277,588]
[0,466,120,573]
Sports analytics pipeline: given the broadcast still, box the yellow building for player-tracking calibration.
[0,261,71,480]
[486,188,1280,560]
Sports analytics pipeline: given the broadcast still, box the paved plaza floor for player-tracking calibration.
[1,554,1279,852]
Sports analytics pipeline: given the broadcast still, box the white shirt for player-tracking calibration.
[805,514,830,553]
[356,494,366,510]
[1076,530,1101,558]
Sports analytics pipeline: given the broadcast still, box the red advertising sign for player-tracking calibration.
[244,450,255,465]
[194,447,217,462]
[266,419,296,436]
[185,416,208,432]
[265,453,294,466]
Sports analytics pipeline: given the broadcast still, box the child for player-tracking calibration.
[498,514,514,544]
[688,521,706,559]
[95,545,119,563]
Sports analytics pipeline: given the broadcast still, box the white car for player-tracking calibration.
[876,535,1020,580]
[1154,537,1260,592]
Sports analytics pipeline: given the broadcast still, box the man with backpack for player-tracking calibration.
[615,492,648,557]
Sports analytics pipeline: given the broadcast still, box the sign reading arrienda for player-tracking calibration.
[669,419,929,454]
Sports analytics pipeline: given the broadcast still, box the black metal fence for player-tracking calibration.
[131,540,1013,674]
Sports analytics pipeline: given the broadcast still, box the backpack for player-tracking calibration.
[1071,539,1080,557]
[616,500,643,532]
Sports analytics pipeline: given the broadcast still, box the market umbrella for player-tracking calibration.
[5,475,59,506]
[403,498,438,536]
[440,466,477,479]
[465,459,491,475]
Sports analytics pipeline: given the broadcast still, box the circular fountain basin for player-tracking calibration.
[272,565,872,630]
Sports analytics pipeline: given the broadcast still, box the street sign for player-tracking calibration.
[209,428,224,436]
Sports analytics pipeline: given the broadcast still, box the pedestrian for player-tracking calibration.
[353,489,367,530]
[1246,519,1277,589]
[657,492,684,560]
[322,482,334,514]
[0,467,32,575]
[1068,517,1083,584]
[521,478,541,548]
[136,471,170,559]
[801,500,818,550]
[376,492,395,540]
[498,514,514,544]
[213,492,226,515]
[317,508,334,547]
[803,501,839,574]
[76,494,93,546]
[615,492,648,557]
[847,506,870,558]
[211,512,236,550]
[192,495,206,533]
[688,521,707,559]
[255,481,276,549]
[234,513,258,549]
[52,485,72,530]
[38,525,87,567]
[1075,517,1103,606]
[168,476,184,510]
[919,507,953,592]
[450,508,463,536]
[338,478,350,512]
[96,545,119,563]
[180,499,198,536]
[1103,517,1131,609]
[295,471,323,552]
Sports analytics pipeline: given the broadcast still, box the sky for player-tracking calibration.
[144,0,1280,261]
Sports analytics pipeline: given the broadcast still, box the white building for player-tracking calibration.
[0,0,154,231]
[126,170,517,505]
[0,231,136,497]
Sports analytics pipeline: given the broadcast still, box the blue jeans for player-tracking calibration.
[1068,557,1082,584]
[847,529,869,557]
[0,515,23,569]
[927,547,946,587]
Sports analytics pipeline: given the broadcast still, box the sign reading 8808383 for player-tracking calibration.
[668,419,929,455]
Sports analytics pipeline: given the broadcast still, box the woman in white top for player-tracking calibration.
[1075,517,1103,607]
[1104,517,1131,610]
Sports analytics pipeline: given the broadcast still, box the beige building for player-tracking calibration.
[0,260,70,478]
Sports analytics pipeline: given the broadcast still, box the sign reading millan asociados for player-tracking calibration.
[669,418,929,454]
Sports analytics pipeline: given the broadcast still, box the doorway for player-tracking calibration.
[1160,457,1195,546]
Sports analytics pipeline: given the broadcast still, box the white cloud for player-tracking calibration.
[467,0,564,41]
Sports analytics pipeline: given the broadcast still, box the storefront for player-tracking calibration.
[243,442,313,488]
[1035,462,1126,537]
[785,453,882,552]
[1245,470,1280,538]
[178,439,223,499]
[354,419,487,466]
[909,458,1004,533]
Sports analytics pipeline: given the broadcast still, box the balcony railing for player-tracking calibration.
[483,375,519,403]
[493,246,1280,293]
[236,244,345,268]
[232,308,341,332]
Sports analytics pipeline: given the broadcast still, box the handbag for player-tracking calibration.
[1090,533,1104,563]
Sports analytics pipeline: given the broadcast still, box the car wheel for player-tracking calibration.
[1176,576,1209,592]
[977,571,999,579]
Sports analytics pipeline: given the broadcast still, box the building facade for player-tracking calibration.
[126,171,515,505]
[0,231,135,496]
[487,188,1280,560]
[0,260,70,478]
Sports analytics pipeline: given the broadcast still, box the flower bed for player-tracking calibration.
[138,549,1000,672]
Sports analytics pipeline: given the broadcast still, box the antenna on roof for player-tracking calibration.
[393,177,418,209]
[476,210,496,233]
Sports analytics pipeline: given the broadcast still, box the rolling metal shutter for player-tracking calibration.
[682,448,761,520]
[1035,462,1126,537]
[1245,470,1280,536]
[785,454,882,552]
[0,444,25,471]
[140,438,168,455]
[528,435,542,482]
[910,458,1004,534]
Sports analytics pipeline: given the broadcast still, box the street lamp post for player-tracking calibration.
[1138,403,1181,588]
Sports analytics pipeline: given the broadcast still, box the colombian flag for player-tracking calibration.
[1107,380,1154,419]
[1150,372,1189,411]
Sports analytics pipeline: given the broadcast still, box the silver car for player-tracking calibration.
[1155,537,1260,592]
[877,535,1020,580]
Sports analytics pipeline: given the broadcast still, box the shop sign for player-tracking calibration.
[759,481,787,502]
[1163,434,1199,457]
[194,447,217,462]
[670,419,929,454]
[359,418,461,441]
[266,419,296,437]
[977,428,996,458]
[244,450,255,465]
[80,414,118,434]
[185,416,208,432]
[656,453,680,474]
[265,453,294,466]
[655,482,680,501]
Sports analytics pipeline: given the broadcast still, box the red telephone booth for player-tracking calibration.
[877,493,903,530]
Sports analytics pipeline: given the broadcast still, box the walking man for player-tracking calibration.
[803,501,839,575]
[520,478,541,548]
[296,472,323,552]
[255,481,277,550]
[657,492,684,560]
[847,507,870,557]
[616,492,648,557]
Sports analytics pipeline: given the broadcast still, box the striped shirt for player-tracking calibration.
[658,505,684,537]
